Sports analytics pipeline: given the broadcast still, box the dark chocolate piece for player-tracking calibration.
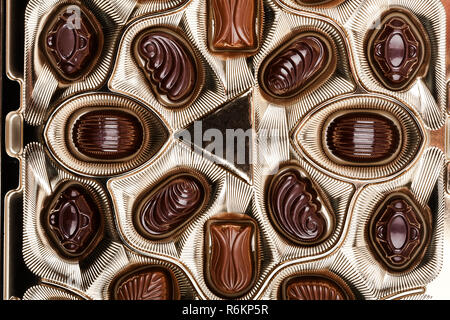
[267,166,330,245]
[45,184,102,258]
[369,192,431,271]
[72,110,143,160]
[44,6,103,80]
[136,173,208,239]
[114,267,179,300]
[261,33,334,99]
[209,0,258,51]
[137,31,197,105]
[281,275,354,300]
[326,113,400,164]
[205,214,258,298]
[367,10,429,90]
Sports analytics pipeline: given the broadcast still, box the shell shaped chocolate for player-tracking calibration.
[72,110,143,160]
[268,167,331,244]
[367,11,429,90]
[261,34,334,99]
[114,268,178,300]
[137,31,197,106]
[326,113,400,164]
[44,6,103,80]
[369,192,431,272]
[45,184,102,258]
[281,275,354,300]
[136,173,207,239]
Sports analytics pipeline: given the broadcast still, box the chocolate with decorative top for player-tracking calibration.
[281,275,355,300]
[369,191,431,272]
[44,183,102,258]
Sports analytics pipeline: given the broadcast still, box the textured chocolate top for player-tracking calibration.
[72,110,143,160]
[326,113,400,163]
[269,169,327,244]
[47,185,101,257]
[210,0,257,51]
[283,276,353,300]
[139,175,205,237]
[138,31,197,104]
[263,35,328,97]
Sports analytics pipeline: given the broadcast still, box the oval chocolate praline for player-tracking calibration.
[72,110,143,160]
[281,275,355,300]
[326,113,400,164]
[45,184,102,258]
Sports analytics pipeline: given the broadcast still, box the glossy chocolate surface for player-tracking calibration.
[326,113,400,164]
[45,7,102,80]
[262,34,331,98]
[137,174,207,238]
[369,192,431,271]
[268,167,329,244]
[281,275,354,300]
[137,31,197,105]
[210,0,258,51]
[72,111,143,160]
[46,184,101,258]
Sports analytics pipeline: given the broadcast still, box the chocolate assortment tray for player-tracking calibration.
[2,0,450,300]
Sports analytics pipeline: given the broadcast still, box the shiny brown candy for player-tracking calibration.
[44,184,102,258]
[43,5,103,81]
[326,112,400,164]
[205,214,258,298]
[367,10,430,90]
[368,191,431,272]
[72,110,143,160]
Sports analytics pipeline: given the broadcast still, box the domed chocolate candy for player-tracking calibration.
[44,184,102,258]
[72,110,143,160]
[326,112,400,164]
[369,191,431,272]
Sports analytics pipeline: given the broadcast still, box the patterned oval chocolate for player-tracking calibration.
[137,31,197,105]
[369,192,431,271]
[261,33,333,98]
[367,11,429,90]
[268,167,330,244]
[45,184,102,258]
[281,275,354,300]
[72,110,143,160]
[326,113,400,164]
[114,267,179,300]
[136,173,207,239]
[44,6,103,80]
[206,216,258,298]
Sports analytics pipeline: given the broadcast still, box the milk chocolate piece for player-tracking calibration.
[45,184,102,258]
[137,30,197,106]
[261,33,335,99]
[369,191,431,272]
[326,113,400,164]
[44,6,103,80]
[281,275,355,300]
[114,267,179,300]
[205,214,258,298]
[209,0,258,52]
[136,172,209,239]
[367,10,429,90]
[72,110,143,160]
[267,166,332,245]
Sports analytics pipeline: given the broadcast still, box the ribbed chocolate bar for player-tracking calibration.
[281,275,354,300]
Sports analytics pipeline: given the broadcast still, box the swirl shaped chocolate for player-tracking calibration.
[45,184,102,258]
[268,167,331,244]
[369,192,431,272]
[114,267,179,300]
[209,0,258,51]
[72,110,143,160]
[281,275,354,300]
[205,215,258,298]
[137,31,197,106]
[367,10,429,90]
[261,33,334,99]
[326,113,400,164]
[44,6,103,80]
[136,173,208,239]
